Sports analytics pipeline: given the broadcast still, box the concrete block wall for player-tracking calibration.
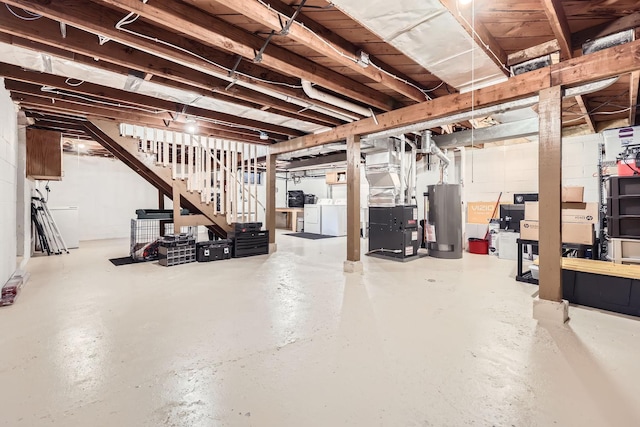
[463,133,601,206]
[0,80,18,285]
[45,153,162,241]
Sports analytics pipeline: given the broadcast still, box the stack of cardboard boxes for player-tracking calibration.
[520,186,596,245]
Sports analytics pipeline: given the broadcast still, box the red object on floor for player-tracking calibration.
[468,238,489,255]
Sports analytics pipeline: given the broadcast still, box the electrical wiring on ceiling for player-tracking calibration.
[5,4,42,20]
[113,11,303,90]
[454,1,512,76]
[255,0,434,100]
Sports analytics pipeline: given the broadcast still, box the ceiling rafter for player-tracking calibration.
[12,93,271,145]
[208,0,426,101]
[0,67,304,138]
[90,0,397,110]
[540,0,572,61]
[1,0,361,120]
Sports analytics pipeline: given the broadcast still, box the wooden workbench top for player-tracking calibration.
[533,258,640,279]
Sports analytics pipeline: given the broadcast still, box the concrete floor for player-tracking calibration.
[1,232,640,426]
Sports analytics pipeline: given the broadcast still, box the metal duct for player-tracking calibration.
[423,130,451,183]
[364,77,619,141]
[301,80,372,118]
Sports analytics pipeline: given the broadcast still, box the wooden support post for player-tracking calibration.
[172,181,182,233]
[536,85,567,322]
[158,188,164,210]
[266,152,277,250]
[345,134,362,272]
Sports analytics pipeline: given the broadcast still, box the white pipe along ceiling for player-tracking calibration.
[329,0,508,92]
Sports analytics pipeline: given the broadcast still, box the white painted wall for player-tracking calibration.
[45,153,161,241]
[463,133,601,206]
[0,80,19,285]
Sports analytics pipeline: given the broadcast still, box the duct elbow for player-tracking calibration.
[301,79,372,118]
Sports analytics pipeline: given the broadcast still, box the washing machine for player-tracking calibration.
[321,199,347,236]
[304,199,332,234]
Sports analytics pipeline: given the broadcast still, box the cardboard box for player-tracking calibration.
[519,220,594,245]
[525,201,539,221]
[562,186,584,203]
[520,220,539,241]
[563,222,594,245]
[523,202,597,224]
[562,202,598,224]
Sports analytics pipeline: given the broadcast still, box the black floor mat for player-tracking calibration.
[109,257,146,266]
[284,232,337,240]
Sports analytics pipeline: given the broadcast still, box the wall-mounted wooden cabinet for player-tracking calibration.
[326,170,346,185]
[26,128,63,180]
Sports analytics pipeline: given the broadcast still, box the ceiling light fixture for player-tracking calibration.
[259,131,269,140]
[186,117,197,134]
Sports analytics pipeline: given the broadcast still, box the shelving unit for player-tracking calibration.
[606,176,640,238]
[325,171,346,185]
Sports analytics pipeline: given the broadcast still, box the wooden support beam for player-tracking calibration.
[213,0,425,101]
[88,0,396,110]
[158,188,165,210]
[541,0,573,60]
[266,153,277,247]
[440,0,509,75]
[346,134,361,263]
[575,95,596,133]
[271,39,640,155]
[538,86,563,303]
[631,71,640,126]
[507,40,561,66]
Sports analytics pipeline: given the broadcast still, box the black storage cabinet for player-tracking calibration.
[232,230,269,257]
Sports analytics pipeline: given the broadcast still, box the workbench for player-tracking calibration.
[524,257,640,317]
[515,238,598,285]
[276,208,304,231]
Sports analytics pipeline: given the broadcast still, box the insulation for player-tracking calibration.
[0,42,327,134]
[330,0,508,92]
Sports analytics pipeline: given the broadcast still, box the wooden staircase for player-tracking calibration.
[85,118,264,238]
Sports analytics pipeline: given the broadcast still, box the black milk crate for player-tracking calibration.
[196,240,232,262]
[158,244,196,267]
[232,230,269,258]
[234,222,263,233]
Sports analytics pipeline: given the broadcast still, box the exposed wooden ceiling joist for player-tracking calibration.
[0,67,303,139]
[208,0,426,102]
[574,95,596,133]
[91,0,396,110]
[14,94,271,145]
[540,0,572,61]
[1,0,365,121]
[571,12,640,48]
[271,39,640,154]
